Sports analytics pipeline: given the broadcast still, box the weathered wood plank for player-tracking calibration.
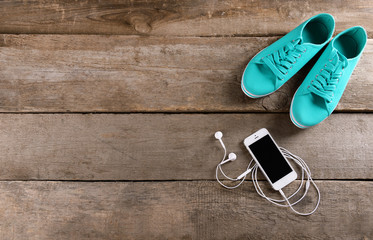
[0,181,371,239]
[0,35,372,112]
[0,0,372,37]
[0,113,371,180]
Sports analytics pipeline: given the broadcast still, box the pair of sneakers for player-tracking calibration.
[241,13,367,128]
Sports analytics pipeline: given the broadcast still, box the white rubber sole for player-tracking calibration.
[289,87,310,128]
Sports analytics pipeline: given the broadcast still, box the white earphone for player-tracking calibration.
[215,131,237,164]
[214,131,254,189]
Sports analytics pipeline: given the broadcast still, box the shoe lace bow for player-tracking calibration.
[262,38,306,80]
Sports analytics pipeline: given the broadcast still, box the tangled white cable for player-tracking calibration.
[215,132,321,216]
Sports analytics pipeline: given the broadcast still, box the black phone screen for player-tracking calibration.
[249,135,293,183]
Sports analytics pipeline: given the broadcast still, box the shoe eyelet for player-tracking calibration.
[302,49,307,53]
[307,85,310,89]
[292,60,297,64]
[298,54,301,58]
[329,59,332,62]
[320,69,323,72]
[324,64,327,67]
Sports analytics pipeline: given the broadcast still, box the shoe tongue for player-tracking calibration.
[336,50,348,65]
[296,37,303,45]
[291,37,303,47]
[284,38,302,54]
[331,49,348,69]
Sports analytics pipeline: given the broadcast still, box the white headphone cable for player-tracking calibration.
[216,146,321,215]
[215,136,254,189]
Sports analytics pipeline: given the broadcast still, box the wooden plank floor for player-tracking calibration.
[0,0,372,239]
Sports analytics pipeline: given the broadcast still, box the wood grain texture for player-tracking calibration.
[0,181,371,240]
[0,113,371,180]
[0,0,372,37]
[0,35,372,112]
[0,1,371,239]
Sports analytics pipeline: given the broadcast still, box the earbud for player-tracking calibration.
[215,131,237,165]
[215,131,226,150]
[215,131,223,140]
[220,152,237,165]
[228,153,237,161]
[215,131,253,186]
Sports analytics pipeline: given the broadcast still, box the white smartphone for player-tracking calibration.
[243,128,297,190]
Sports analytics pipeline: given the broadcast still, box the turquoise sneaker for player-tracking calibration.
[290,26,367,128]
[241,13,335,98]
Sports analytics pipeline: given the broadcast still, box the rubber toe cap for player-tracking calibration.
[291,93,329,128]
[242,62,276,97]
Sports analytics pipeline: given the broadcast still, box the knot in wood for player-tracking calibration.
[128,14,152,34]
